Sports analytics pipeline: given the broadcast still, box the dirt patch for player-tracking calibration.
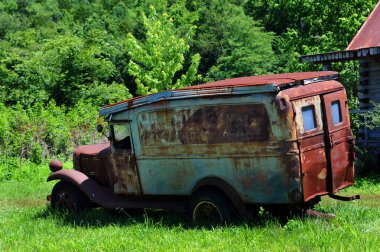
[0,198,47,208]
[358,194,380,207]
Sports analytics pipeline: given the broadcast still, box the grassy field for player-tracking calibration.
[0,165,379,251]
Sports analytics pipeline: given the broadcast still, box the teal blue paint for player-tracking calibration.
[106,88,302,205]
[138,156,297,204]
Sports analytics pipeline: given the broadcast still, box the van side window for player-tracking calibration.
[112,124,132,149]
[139,104,270,146]
[302,106,317,131]
[331,101,342,125]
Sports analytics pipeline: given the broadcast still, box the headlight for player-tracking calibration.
[49,159,63,172]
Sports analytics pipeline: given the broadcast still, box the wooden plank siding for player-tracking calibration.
[356,58,380,149]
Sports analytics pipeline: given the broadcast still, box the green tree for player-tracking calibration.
[190,0,276,80]
[19,32,131,106]
[126,6,200,95]
[244,0,377,72]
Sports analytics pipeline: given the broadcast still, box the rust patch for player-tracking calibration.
[180,105,269,144]
[286,154,300,180]
[77,145,115,187]
[282,80,343,101]
[274,93,291,115]
[139,104,270,146]
[111,150,141,195]
[318,168,327,180]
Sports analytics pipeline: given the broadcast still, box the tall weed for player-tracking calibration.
[0,157,48,182]
[0,100,101,163]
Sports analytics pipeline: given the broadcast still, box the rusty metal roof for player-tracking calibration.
[99,71,338,116]
[281,80,343,101]
[347,1,380,50]
[301,2,380,63]
[179,71,336,90]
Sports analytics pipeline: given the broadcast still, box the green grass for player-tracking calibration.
[0,171,379,251]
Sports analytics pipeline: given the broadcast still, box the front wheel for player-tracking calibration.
[187,188,233,227]
[51,181,88,212]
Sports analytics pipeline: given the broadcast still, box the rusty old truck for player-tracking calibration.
[47,71,358,223]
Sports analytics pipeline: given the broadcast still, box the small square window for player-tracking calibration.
[331,101,342,125]
[302,106,317,131]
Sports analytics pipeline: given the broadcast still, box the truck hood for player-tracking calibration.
[74,143,110,157]
[73,143,110,169]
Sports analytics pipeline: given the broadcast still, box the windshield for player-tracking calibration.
[112,123,132,150]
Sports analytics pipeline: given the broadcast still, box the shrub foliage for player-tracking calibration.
[0,0,377,178]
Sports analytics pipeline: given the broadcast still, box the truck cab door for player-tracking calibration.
[322,91,355,193]
[110,122,142,195]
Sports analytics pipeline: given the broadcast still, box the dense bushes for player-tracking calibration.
[0,101,100,163]
[0,156,48,182]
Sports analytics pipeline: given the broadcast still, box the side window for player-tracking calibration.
[302,105,317,131]
[111,123,132,149]
[331,101,342,125]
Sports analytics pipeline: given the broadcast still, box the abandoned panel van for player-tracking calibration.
[47,71,358,223]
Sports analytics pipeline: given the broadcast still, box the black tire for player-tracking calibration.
[51,181,88,212]
[187,188,233,227]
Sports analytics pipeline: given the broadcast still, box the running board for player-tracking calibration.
[328,193,360,201]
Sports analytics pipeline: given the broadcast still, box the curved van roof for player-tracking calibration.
[99,71,338,116]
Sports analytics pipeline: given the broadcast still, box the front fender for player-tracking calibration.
[47,170,185,210]
[47,170,116,208]
[48,169,91,186]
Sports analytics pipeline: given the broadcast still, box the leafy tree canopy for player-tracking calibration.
[126,6,200,95]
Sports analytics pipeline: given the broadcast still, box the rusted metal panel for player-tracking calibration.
[73,133,142,195]
[347,1,380,50]
[281,80,343,101]
[291,90,355,201]
[322,90,355,192]
[109,149,141,195]
[292,96,329,201]
[134,94,303,204]
[103,122,142,195]
[179,71,337,90]
[47,170,185,210]
[138,104,270,146]
[73,143,110,170]
[73,144,116,187]
[99,72,338,116]
[138,156,300,204]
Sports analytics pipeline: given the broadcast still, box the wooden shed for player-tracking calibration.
[300,1,380,157]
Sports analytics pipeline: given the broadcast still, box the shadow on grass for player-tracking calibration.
[34,206,322,230]
[355,174,380,186]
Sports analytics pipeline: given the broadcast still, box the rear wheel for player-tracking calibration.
[51,181,88,212]
[187,188,233,226]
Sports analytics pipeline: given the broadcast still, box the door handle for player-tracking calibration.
[329,135,334,147]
